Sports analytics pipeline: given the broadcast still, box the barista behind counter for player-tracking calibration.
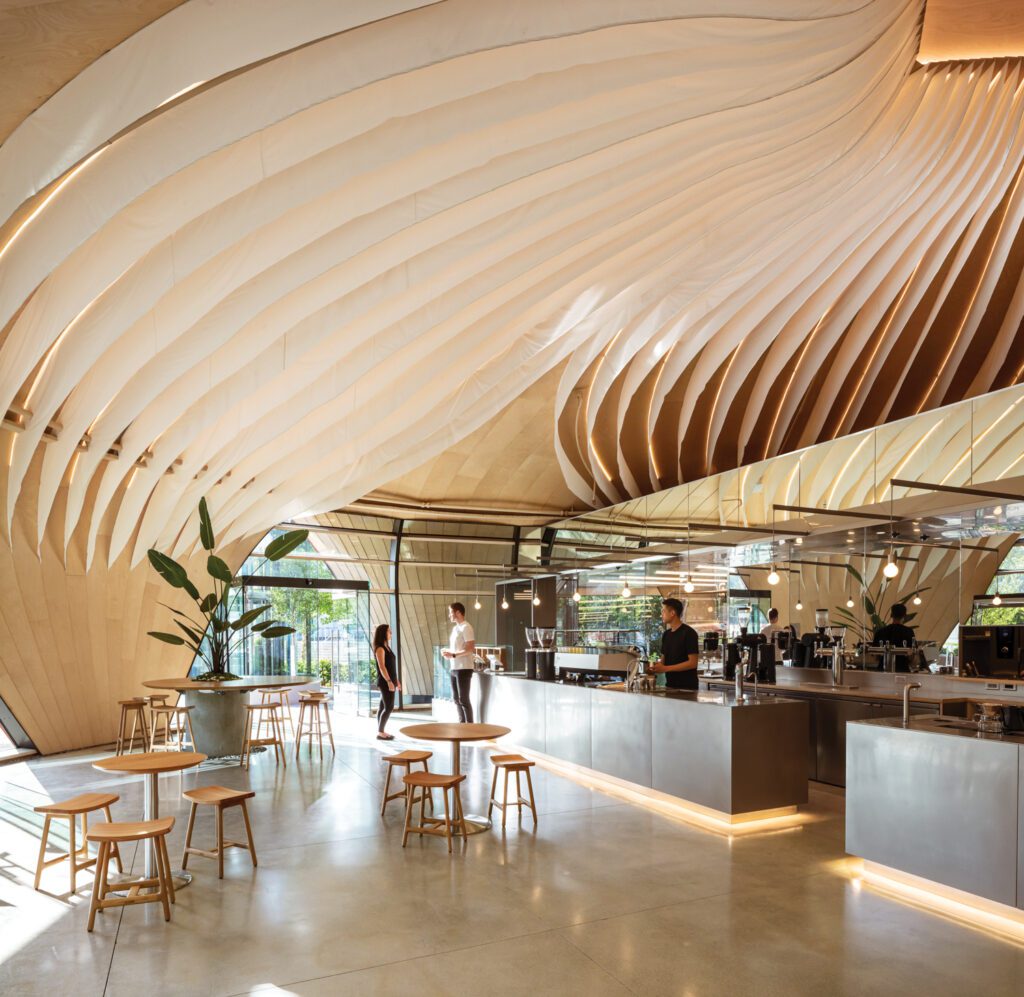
[648,598,700,690]
[871,602,916,673]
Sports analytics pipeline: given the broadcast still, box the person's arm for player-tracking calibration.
[464,624,476,659]
[375,646,394,687]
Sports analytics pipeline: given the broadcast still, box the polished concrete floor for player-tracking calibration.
[1,711,1023,996]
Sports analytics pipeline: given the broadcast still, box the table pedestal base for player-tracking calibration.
[184,690,247,758]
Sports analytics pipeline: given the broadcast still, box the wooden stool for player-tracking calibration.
[33,793,123,893]
[145,694,171,708]
[488,754,538,828]
[256,688,295,741]
[181,786,258,879]
[115,699,149,754]
[150,705,198,752]
[241,703,286,769]
[295,693,335,760]
[401,772,467,853]
[86,817,175,932]
[381,749,433,816]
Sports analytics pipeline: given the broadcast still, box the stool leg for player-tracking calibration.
[516,770,523,819]
[488,765,499,820]
[322,704,335,754]
[315,705,323,760]
[454,785,467,840]
[294,703,304,759]
[127,709,138,753]
[159,834,175,905]
[401,783,414,847]
[33,815,51,890]
[87,841,107,932]
[502,769,510,830]
[182,801,198,869]
[442,787,453,853]
[155,837,172,921]
[240,799,258,868]
[185,712,197,752]
[216,804,225,879]
[242,713,252,770]
[525,768,537,824]
[276,709,287,766]
[150,711,159,752]
[68,814,77,893]
[103,807,124,872]
[115,708,127,755]
[380,765,393,817]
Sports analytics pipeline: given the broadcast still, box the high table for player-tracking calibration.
[93,750,206,888]
[399,722,511,833]
[143,676,313,758]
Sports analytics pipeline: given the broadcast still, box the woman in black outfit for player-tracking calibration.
[373,623,400,740]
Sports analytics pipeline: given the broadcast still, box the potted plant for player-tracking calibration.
[832,563,928,643]
[146,497,308,680]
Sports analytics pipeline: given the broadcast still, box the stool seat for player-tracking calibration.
[118,697,146,706]
[383,749,432,765]
[183,786,255,806]
[490,754,535,769]
[299,692,328,700]
[35,792,118,816]
[404,771,465,789]
[87,817,175,843]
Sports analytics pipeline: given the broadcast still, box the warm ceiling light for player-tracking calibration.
[473,599,481,610]
[883,558,899,579]
[767,567,780,586]
[532,595,541,606]
[794,537,803,545]
[500,598,509,610]
[621,584,631,598]
[683,579,695,593]
[572,590,581,602]
[795,600,803,611]
[846,597,855,608]
[913,595,922,606]
[993,593,1003,606]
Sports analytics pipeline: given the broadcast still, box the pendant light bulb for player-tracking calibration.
[794,537,803,545]
[883,558,899,579]
[913,595,922,606]
[572,590,581,603]
[683,578,695,594]
[500,598,509,610]
[532,595,541,607]
[767,566,780,586]
[846,597,854,608]
[473,599,481,611]
[795,600,803,611]
[621,584,631,599]
[993,593,1002,606]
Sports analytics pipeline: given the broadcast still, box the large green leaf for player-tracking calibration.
[174,619,206,646]
[264,530,308,561]
[259,625,296,639]
[200,592,218,614]
[148,631,185,645]
[148,550,188,589]
[251,619,278,632]
[230,604,271,631]
[207,554,232,583]
[844,563,866,588]
[198,497,215,551]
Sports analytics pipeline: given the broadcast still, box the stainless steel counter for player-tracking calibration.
[477,673,809,818]
[846,717,1024,909]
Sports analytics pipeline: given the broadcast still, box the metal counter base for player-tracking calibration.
[847,718,1024,912]
[477,673,808,819]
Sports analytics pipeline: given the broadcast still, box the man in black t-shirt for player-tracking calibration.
[873,602,916,673]
[649,598,700,690]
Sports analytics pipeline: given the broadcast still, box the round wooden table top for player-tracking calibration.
[399,722,511,742]
[142,675,315,692]
[93,751,207,774]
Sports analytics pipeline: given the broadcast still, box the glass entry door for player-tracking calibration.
[230,576,372,714]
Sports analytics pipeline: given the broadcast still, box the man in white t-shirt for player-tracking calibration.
[441,602,477,722]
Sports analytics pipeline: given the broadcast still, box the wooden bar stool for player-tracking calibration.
[241,703,286,769]
[380,749,433,816]
[145,694,171,709]
[150,705,198,752]
[115,698,149,754]
[33,792,123,893]
[256,688,295,741]
[295,693,335,760]
[181,786,258,879]
[401,771,467,853]
[85,817,175,932]
[488,754,538,828]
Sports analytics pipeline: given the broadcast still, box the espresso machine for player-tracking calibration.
[525,627,556,681]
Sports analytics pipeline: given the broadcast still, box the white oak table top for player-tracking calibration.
[93,751,206,775]
[142,676,314,692]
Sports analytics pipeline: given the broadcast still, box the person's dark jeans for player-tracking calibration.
[450,668,474,723]
[377,677,395,733]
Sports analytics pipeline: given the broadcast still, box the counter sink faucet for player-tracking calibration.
[902,682,921,726]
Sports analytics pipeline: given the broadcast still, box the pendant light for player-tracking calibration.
[912,556,922,606]
[683,485,695,593]
[766,508,779,585]
[621,579,631,598]
[883,491,899,577]
[572,590,581,603]
[993,573,1002,606]
[683,577,695,594]
[501,597,509,610]
[473,571,481,611]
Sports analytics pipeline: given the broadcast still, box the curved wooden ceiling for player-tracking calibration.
[2,0,1024,565]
